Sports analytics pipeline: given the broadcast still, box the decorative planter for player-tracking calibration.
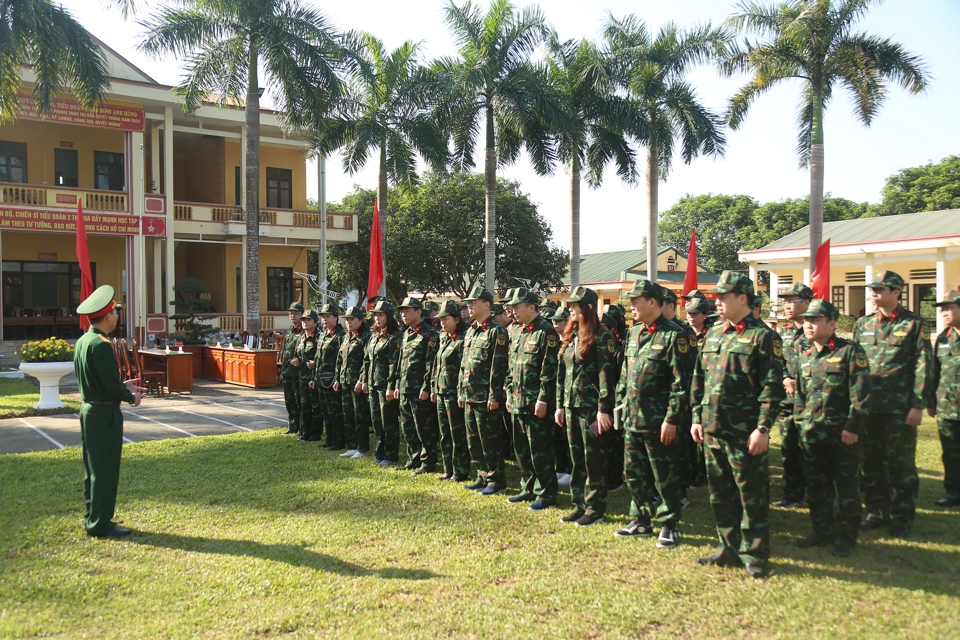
[19,361,74,409]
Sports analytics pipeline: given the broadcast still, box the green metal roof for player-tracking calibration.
[756,209,960,251]
[570,249,647,284]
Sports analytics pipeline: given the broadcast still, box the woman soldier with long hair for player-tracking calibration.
[361,300,402,466]
[431,300,471,481]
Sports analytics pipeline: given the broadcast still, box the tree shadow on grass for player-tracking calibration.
[126,531,440,580]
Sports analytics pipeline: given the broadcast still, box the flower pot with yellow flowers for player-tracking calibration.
[19,338,75,409]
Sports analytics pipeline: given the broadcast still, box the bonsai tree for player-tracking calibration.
[169,277,217,345]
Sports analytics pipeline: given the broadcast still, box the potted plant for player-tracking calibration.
[169,277,217,377]
[19,337,75,409]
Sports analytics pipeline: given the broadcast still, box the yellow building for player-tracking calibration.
[0,36,357,343]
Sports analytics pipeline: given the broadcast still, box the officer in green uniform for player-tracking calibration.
[432,300,471,481]
[791,299,871,557]
[280,302,304,434]
[691,271,784,578]
[336,306,371,458]
[505,288,560,510]
[313,303,345,450]
[74,285,144,537]
[459,286,510,494]
[363,300,402,465]
[853,270,931,537]
[296,310,323,441]
[929,290,960,507]
[392,296,440,473]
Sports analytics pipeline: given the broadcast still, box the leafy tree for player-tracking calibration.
[658,193,758,273]
[169,277,217,345]
[872,154,960,216]
[746,195,868,248]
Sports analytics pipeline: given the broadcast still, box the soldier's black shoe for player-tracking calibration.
[561,509,585,523]
[298,436,321,442]
[438,473,452,481]
[744,563,769,579]
[575,513,604,527]
[697,553,742,567]
[463,479,486,491]
[832,544,854,557]
[889,522,911,538]
[773,497,805,508]
[507,492,535,503]
[656,526,679,549]
[790,535,828,549]
[614,519,654,538]
[397,460,418,471]
[320,443,334,449]
[529,499,555,511]
[860,517,887,531]
[412,465,436,475]
[935,497,960,507]
[480,484,506,496]
[284,428,297,434]
[451,474,470,482]
[88,525,131,538]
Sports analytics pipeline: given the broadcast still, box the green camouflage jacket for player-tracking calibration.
[556,328,617,413]
[779,322,808,404]
[930,326,960,421]
[617,316,690,430]
[852,306,932,415]
[336,327,370,387]
[295,329,319,380]
[458,317,509,404]
[691,316,785,434]
[505,315,560,414]
[391,320,439,396]
[280,326,303,379]
[363,330,401,390]
[315,326,345,385]
[794,336,871,442]
[432,331,465,395]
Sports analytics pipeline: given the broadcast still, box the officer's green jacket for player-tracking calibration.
[793,335,871,443]
[779,322,808,400]
[315,325,345,385]
[930,326,960,421]
[391,320,439,395]
[852,305,932,414]
[617,316,690,430]
[432,330,465,395]
[74,327,136,403]
[280,325,303,378]
[458,317,509,404]
[691,315,784,433]
[556,328,617,414]
[295,329,319,379]
[505,315,560,414]
[363,329,401,390]
[336,327,370,387]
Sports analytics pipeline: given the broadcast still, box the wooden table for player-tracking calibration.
[3,316,55,339]
[139,349,194,393]
[202,346,279,388]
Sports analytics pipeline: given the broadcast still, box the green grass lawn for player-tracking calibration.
[1,419,958,638]
[0,378,79,419]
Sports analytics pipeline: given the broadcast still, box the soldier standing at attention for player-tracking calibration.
[497,294,519,460]
[280,302,304,434]
[550,306,573,486]
[296,311,323,442]
[791,299,871,557]
[691,271,784,578]
[313,304,346,451]
[555,286,618,526]
[459,286,510,495]
[601,304,628,493]
[615,281,689,548]
[336,306,371,459]
[853,270,931,537]
[928,290,960,507]
[684,296,714,488]
[74,285,144,538]
[363,301,402,466]
[505,288,561,511]
[424,300,442,331]
[432,300,471,481]
[392,297,440,473]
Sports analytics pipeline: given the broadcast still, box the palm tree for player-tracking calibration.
[438,0,561,291]
[0,0,110,124]
[725,0,929,272]
[604,14,728,282]
[139,0,354,334]
[312,34,448,299]
[544,33,644,290]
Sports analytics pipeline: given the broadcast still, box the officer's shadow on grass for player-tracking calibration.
[126,531,440,580]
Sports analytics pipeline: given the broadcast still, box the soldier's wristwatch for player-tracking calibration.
[756,425,770,435]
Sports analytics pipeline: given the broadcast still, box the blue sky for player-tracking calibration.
[66,0,960,253]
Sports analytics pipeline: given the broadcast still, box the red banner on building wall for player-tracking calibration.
[0,207,165,236]
[16,93,145,132]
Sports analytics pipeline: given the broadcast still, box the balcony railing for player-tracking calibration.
[0,182,128,212]
[173,202,354,230]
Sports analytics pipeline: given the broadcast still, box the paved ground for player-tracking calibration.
[1,377,290,455]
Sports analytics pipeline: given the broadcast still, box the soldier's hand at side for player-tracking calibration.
[555,409,565,427]
[309,381,315,389]
[783,378,796,395]
[748,429,769,456]
[661,422,677,445]
[691,423,704,444]
[290,357,300,367]
[905,407,922,428]
[430,392,437,403]
[354,382,363,393]
[597,412,612,433]
[419,390,430,401]
[130,391,143,407]
[841,430,858,445]
[333,381,340,392]
[487,399,500,411]
[307,360,315,370]
[458,400,464,408]
[927,407,936,418]
[362,383,369,394]
[534,400,547,418]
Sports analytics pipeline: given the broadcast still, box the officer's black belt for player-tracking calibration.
[83,400,121,406]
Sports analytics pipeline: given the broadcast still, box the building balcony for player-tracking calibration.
[0,182,128,212]
[172,202,356,244]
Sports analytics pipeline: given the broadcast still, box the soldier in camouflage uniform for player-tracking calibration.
[280,302,304,434]
[296,310,323,442]
[555,286,618,526]
[691,271,784,578]
[497,294,519,461]
[853,270,932,537]
[550,306,574,482]
[602,303,628,492]
[775,283,814,508]
[791,299,870,557]
[929,290,960,507]
[616,280,690,548]
[684,296,715,487]
[432,300,471,481]
[505,288,561,510]
[423,300,442,331]
[458,286,510,495]
[336,306,371,458]
[312,304,345,450]
[363,300,402,465]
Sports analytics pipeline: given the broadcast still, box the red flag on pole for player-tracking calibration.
[810,238,831,300]
[682,229,698,295]
[75,202,94,330]
[366,198,384,306]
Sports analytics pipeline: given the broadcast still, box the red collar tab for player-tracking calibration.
[481,320,488,330]
[352,331,360,338]
[699,328,708,337]
[328,329,336,335]
[414,325,421,334]
[881,309,899,322]
[526,322,535,332]
[736,321,746,334]
[450,332,457,341]
[827,338,836,351]
[647,322,657,334]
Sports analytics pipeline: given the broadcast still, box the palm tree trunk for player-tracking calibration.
[484,103,496,292]
[244,42,261,334]
[809,90,825,278]
[378,144,388,298]
[569,154,581,291]
[646,143,659,282]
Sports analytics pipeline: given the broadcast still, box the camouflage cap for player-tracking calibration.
[778,283,814,300]
[541,307,556,320]
[500,288,516,306]
[685,298,712,315]
[565,285,598,306]
[625,279,663,302]
[713,271,755,296]
[934,289,960,307]
[491,303,506,316]
[287,301,304,312]
[436,299,462,319]
[343,305,366,320]
[463,285,494,303]
[397,296,423,311]
[867,270,905,291]
[682,289,707,301]
[302,309,319,322]
[799,298,840,321]
[318,303,341,316]
[601,312,616,328]
[507,288,539,306]
[751,296,763,310]
[372,300,395,315]
[552,307,571,321]
[662,289,678,305]
[604,302,625,318]
[422,300,440,312]
[542,299,558,311]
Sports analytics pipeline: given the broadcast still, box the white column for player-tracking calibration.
[131,130,145,338]
[936,248,946,334]
[769,271,780,317]
[748,262,758,293]
[863,253,874,315]
[150,122,160,195]
[164,107,175,314]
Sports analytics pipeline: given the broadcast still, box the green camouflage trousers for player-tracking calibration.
[317,384,344,448]
[298,378,322,440]
[437,393,470,477]
[566,406,608,517]
[399,394,438,467]
[512,412,558,501]
[802,441,862,548]
[778,407,806,501]
[341,388,370,452]
[370,389,400,462]
[704,430,770,566]
[465,402,506,487]
[939,418,960,501]
[554,418,572,474]
[862,413,918,525]
[606,428,625,488]
[624,427,684,527]
[282,376,300,432]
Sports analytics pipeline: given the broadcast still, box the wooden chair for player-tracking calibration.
[11,306,24,317]
[112,338,125,377]
[132,339,166,397]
